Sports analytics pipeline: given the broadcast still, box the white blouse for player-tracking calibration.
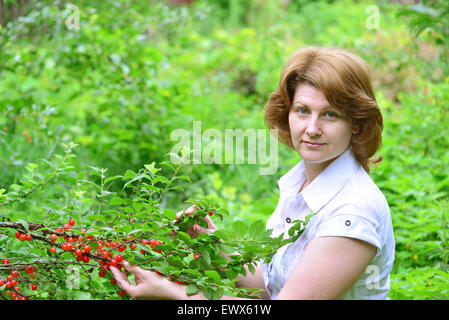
[261,148,395,299]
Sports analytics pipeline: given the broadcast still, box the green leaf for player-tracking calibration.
[123,170,137,180]
[120,224,132,234]
[110,197,124,206]
[249,220,265,239]
[176,175,191,182]
[232,220,247,240]
[182,269,202,277]
[17,219,29,232]
[163,209,177,221]
[153,176,169,184]
[186,284,199,296]
[204,270,221,282]
[199,246,211,265]
[176,231,191,243]
[85,214,106,221]
[203,286,223,300]
[104,175,123,185]
[133,201,144,213]
[247,263,256,275]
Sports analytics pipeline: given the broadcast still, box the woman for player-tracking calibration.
[111,46,395,300]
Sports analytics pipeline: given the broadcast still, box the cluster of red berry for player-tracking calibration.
[1,206,213,300]
[14,231,33,242]
[0,261,37,300]
[2,218,133,299]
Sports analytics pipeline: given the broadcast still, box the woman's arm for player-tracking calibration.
[276,236,376,299]
[235,262,270,299]
[110,261,254,300]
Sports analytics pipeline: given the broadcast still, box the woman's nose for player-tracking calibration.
[305,116,322,137]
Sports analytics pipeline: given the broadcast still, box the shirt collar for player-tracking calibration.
[277,148,361,214]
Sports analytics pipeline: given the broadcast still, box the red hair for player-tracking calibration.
[264,46,383,173]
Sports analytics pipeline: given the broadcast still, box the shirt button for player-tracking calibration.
[286,217,291,223]
[345,220,351,226]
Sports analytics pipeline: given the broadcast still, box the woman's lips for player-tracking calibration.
[303,141,326,148]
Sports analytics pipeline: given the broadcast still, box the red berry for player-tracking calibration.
[68,219,75,227]
[118,290,126,297]
[26,234,32,241]
[25,266,35,274]
[118,245,126,252]
[31,284,38,291]
[6,275,13,281]
[2,259,10,264]
[110,279,117,285]
[99,270,106,277]
[82,256,90,263]
[115,254,124,262]
[208,211,213,216]
[193,253,199,260]
[75,249,83,257]
[11,270,19,278]
[19,234,27,241]
[83,245,91,253]
[15,231,21,239]
[50,234,57,242]
[0,279,4,286]
[110,259,118,267]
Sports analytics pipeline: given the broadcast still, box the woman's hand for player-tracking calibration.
[110,261,171,300]
[174,205,217,238]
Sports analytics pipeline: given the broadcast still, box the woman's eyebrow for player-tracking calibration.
[292,101,334,109]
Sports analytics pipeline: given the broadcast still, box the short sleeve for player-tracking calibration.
[315,214,382,257]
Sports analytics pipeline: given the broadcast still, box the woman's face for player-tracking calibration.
[288,83,355,168]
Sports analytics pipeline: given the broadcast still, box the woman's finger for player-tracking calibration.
[110,265,135,294]
[203,215,217,230]
[173,205,200,224]
[193,221,216,234]
[185,205,200,215]
[122,261,149,280]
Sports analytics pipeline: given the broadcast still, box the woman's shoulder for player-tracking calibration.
[330,166,390,223]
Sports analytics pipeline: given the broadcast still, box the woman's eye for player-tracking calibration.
[298,108,308,114]
[326,111,337,118]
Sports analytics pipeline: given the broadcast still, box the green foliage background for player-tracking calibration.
[0,0,448,299]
